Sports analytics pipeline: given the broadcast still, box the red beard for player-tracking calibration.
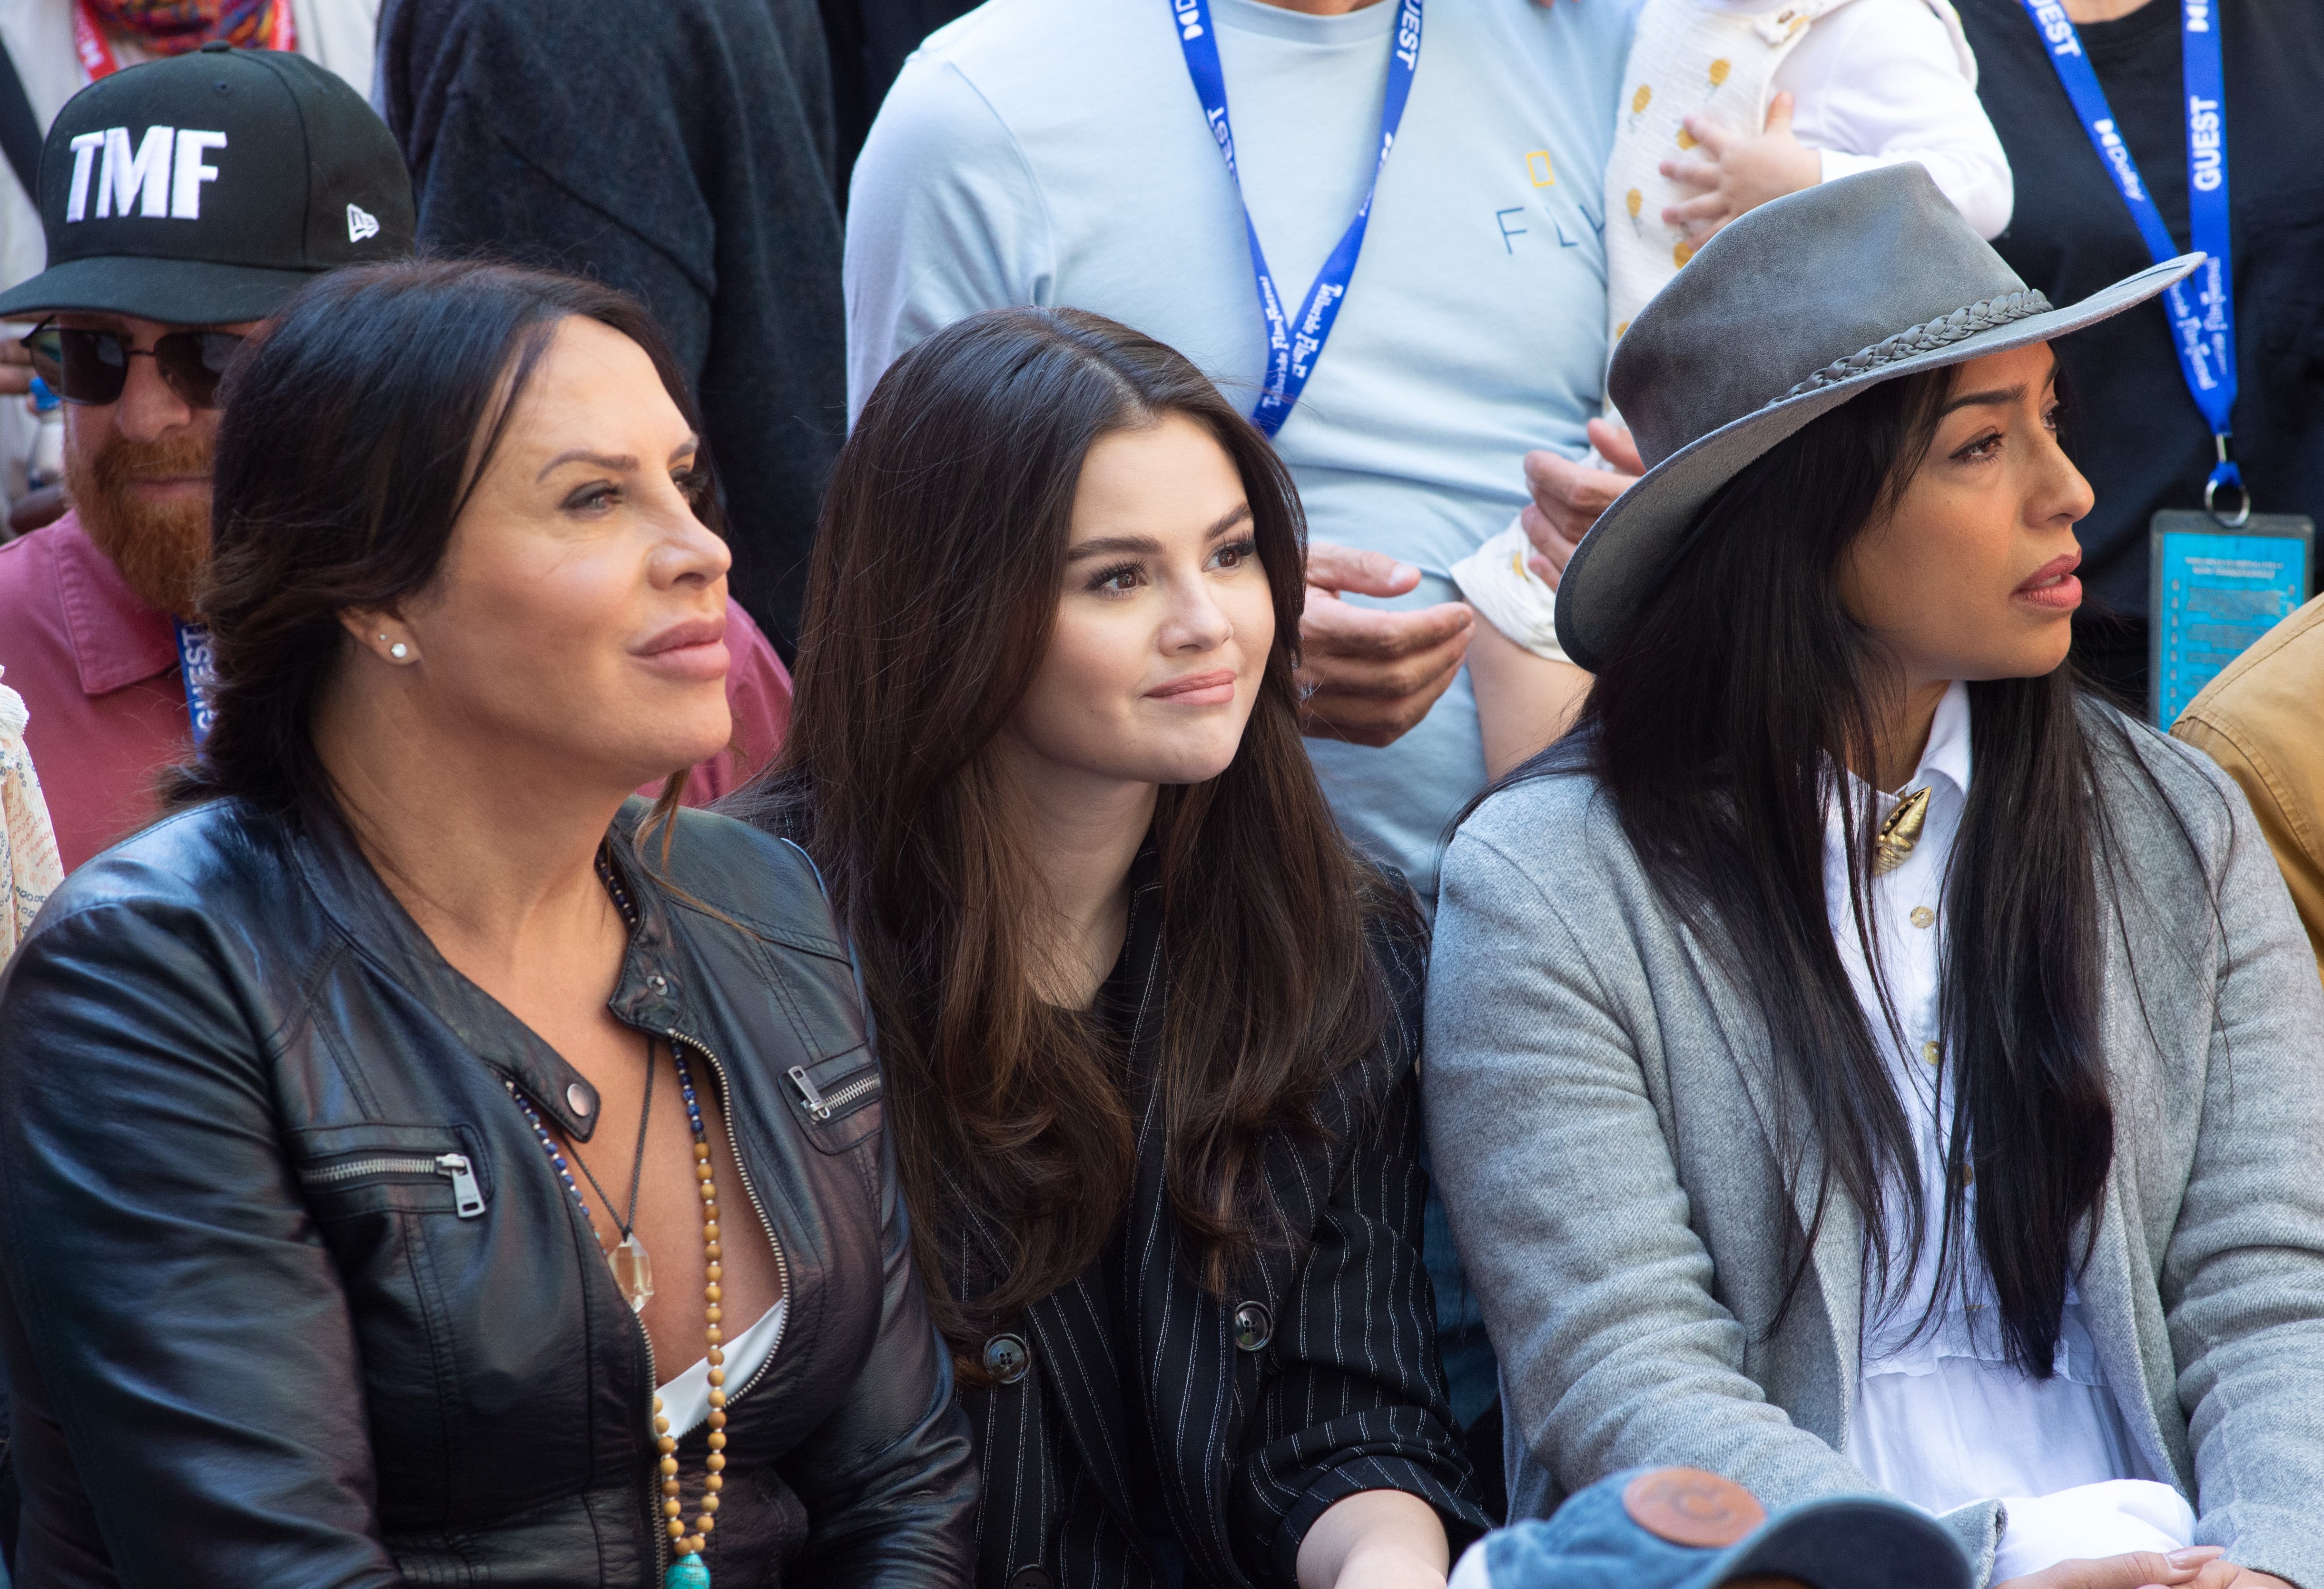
[66,430,212,620]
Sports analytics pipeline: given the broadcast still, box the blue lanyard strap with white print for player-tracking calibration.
[1172,0,1420,439]
[2022,0,2240,517]
[175,618,217,747]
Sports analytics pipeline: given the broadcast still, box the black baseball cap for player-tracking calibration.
[0,44,414,326]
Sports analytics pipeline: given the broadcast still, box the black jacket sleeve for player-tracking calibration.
[788,1124,979,1581]
[1232,911,1491,1583]
[0,895,401,1589]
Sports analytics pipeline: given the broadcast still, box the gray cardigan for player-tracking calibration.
[1422,707,2324,1586]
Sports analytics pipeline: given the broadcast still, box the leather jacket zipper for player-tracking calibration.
[298,1153,485,1217]
[787,1065,878,1121]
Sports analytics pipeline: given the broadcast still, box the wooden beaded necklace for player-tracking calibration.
[509,853,729,1589]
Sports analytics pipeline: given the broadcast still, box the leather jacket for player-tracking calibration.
[0,798,977,1588]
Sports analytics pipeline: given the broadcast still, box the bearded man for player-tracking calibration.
[0,47,794,873]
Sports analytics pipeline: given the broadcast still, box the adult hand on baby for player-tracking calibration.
[1994,1546,2292,1589]
[1297,541,1474,749]
[1658,92,1822,241]
[1520,418,1643,586]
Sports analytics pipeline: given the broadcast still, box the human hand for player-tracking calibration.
[1519,418,1642,586]
[2181,1557,2294,1589]
[1297,541,1473,749]
[1658,92,1822,241]
[1995,1545,2235,1589]
[0,334,32,397]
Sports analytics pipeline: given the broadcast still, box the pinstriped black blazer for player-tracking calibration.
[949,860,1489,1589]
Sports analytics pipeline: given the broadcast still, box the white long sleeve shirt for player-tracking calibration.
[1826,682,2196,1575]
[1728,0,2014,240]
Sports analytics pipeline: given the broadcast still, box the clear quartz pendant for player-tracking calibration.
[610,1232,653,1314]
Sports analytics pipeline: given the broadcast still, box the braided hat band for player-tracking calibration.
[1549,166,2203,674]
[1782,290,2058,402]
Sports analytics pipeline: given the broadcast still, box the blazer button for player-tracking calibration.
[1232,1300,1272,1353]
[1007,1569,1054,1589]
[983,1332,1032,1385]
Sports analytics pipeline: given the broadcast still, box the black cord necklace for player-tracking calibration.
[564,1033,657,1310]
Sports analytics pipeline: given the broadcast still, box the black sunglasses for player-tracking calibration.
[20,320,246,410]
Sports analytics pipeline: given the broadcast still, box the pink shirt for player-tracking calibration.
[0,513,793,873]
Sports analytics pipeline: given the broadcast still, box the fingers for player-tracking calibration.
[1519,503,1580,587]
[1680,113,1731,157]
[1302,593,1473,663]
[1661,191,1733,228]
[1657,155,1722,193]
[1305,538,1424,599]
[1998,1549,2224,1589]
[1297,617,1472,748]
[1585,419,1645,476]
[1763,90,1796,137]
[1524,447,1636,538]
[0,365,33,397]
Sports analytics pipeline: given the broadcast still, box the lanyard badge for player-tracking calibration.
[174,618,218,747]
[2022,0,2240,522]
[1173,0,1420,439]
[2032,4,2322,726]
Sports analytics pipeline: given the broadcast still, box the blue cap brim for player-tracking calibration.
[1676,1494,1973,1589]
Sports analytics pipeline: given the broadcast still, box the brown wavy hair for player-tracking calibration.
[729,307,1408,1367]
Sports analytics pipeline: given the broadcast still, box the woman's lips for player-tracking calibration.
[633,613,730,681]
[2014,552,2083,613]
[1146,667,1238,706]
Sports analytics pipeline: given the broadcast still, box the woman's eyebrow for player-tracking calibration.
[536,448,639,482]
[1065,533,1163,562]
[1940,384,2027,416]
[1065,505,1252,562]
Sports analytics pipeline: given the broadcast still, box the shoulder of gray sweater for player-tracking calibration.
[1444,765,1632,889]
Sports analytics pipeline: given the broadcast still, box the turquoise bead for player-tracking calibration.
[666,1553,710,1589]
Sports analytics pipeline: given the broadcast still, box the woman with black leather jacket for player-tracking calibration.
[0,260,977,1589]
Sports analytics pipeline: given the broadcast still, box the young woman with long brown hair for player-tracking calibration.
[735,307,1487,1589]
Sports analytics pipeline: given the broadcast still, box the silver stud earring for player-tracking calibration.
[389,642,409,660]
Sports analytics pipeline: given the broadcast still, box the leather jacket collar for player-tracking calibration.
[286,801,696,1144]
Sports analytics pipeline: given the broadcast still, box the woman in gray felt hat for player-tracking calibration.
[1422,164,2324,1589]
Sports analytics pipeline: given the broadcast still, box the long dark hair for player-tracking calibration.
[169,258,715,844]
[729,307,1407,1365]
[1540,368,2118,1375]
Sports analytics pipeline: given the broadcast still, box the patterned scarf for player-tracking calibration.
[83,0,278,54]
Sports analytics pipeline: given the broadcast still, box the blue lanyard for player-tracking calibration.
[2021,0,2241,517]
[174,618,217,747]
[1172,0,1421,439]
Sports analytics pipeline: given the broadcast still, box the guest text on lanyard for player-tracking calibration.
[174,619,218,747]
[1172,0,1419,439]
[72,0,296,80]
[2020,0,2240,522]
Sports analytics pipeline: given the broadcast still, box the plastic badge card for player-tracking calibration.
[2149,510,2314,729]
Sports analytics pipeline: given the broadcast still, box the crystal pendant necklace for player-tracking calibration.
[507,849,729,1588]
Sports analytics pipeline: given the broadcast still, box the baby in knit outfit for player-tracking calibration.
[1451,0,2011,770]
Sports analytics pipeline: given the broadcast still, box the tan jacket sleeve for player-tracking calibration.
[2173,595,2324,988]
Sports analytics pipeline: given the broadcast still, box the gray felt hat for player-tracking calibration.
[1552,164,2199,673]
